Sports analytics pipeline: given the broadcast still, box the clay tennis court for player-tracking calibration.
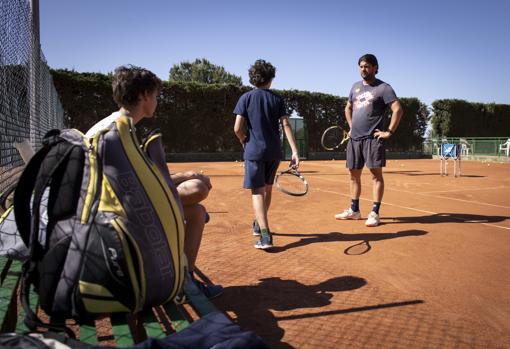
[170,159,510,349]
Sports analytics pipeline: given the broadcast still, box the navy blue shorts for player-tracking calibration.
[346,138,386,169]
[243,160,281,189]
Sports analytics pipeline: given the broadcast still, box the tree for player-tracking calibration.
[169,58,242,86]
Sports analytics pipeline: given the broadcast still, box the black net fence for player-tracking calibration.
[0,0,64,196]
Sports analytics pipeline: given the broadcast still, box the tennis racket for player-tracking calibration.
[275,164,308,196]
[321,125,349,151]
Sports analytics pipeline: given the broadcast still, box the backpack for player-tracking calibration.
[0,312,271,349]
[12,116,187,332]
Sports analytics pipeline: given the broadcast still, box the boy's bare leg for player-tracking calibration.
[252,186,269,230]
[182,203,205,272]
[264,184,273,210]
[177,179,210,272]
[177,179,209,206]
[252,185,273,232]
[182,202,223,298]
[252,185,273,249]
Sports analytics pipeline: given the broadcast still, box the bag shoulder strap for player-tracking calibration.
[13,145,52,246]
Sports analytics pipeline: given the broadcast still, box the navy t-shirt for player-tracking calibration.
[233,89,287,160]
[349,79,398,140]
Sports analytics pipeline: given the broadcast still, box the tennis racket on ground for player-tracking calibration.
[275,164,308,196]
[321,125,349,151]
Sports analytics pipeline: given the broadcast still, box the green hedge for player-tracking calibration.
[51,69,429,153]
[431,99,510,137]
[51,69,117,132]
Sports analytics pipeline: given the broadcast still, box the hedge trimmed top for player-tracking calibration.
[51,68,510,153]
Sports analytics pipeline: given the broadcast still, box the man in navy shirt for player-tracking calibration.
[233,59,300,249]
[335,54,403,227]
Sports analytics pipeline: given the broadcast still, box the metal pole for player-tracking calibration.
[29,0,40,149]
[439,145,443,176]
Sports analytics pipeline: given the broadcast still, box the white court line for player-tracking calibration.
[316,188,437,215]
[316,175,510,210]
[314,187,510,231]
[387,186,510,209]
[482,223,510,230]
[422,186,508,194]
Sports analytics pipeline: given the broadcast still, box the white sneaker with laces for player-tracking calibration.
[365,211,380,227]
[334,208,362,220]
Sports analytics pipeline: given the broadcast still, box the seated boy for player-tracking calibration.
[86,65,222,298]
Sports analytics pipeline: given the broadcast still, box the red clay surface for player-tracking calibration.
[169,159,510,349]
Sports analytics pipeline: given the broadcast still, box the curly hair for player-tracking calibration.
[358,54,379,74]
[248,59,276,87]
[112,65,162,108]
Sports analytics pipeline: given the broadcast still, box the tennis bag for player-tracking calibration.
[13,116,186,331]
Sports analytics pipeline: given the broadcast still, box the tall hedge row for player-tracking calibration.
[51,70,117,133]
[51,69,429,153]
[431,99,510,137]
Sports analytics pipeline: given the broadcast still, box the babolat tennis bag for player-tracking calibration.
[13,116,186,332]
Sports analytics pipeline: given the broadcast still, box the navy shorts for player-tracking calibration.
[243,159,281,189]
[346,138,386,169]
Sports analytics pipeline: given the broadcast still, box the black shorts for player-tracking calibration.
[346,138,386,169]
[243,159,281,189]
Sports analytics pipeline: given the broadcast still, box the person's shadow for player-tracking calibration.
[268,229,427,253]
[384,213,508,225]
[213,276,367,348]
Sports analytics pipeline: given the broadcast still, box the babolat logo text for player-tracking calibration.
[114,171,173,276]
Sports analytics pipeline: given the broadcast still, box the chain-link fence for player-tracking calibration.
[423,137,510,157]
[0,0,64,196]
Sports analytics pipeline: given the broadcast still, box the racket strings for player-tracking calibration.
[276,170,308,196]
[324,128,343,149]
[322,126,349,150]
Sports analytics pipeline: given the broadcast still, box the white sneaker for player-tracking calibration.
[334,208,362,220]
[365,211,380,227]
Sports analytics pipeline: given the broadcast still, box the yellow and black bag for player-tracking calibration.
[13,116,186,332]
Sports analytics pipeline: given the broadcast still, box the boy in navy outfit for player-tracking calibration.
[233,59,300,249]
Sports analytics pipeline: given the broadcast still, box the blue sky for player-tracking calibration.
[40,0,510,106]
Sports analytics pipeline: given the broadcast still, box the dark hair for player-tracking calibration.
[358,54,379,74]
[112,65,162,108]
[248,59,276,87]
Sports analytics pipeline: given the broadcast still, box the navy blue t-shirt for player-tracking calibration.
[349,79,398,140]
[233,89,287,160]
